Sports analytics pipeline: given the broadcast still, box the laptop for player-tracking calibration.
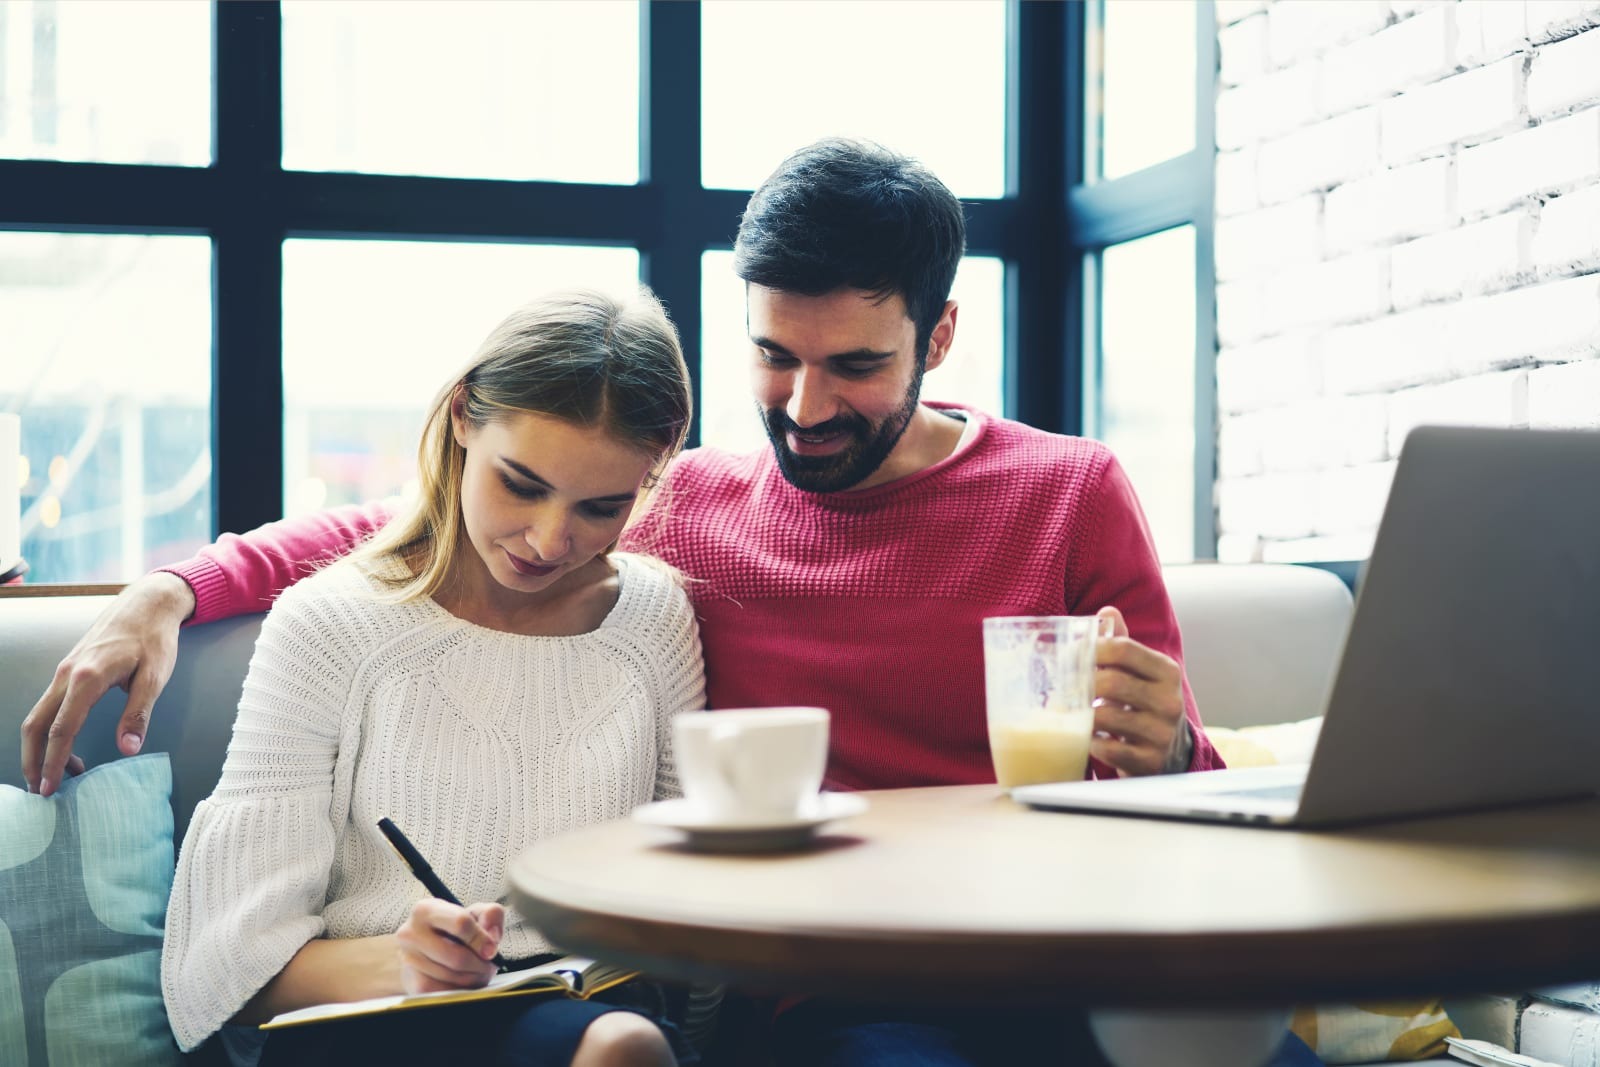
[1014,425,1600,827]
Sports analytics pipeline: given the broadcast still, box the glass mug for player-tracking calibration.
[982,615,1113,791]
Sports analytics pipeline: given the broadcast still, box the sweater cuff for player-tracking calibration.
[157,559,231,627]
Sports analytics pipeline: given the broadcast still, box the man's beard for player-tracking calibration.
[761,367,924,493]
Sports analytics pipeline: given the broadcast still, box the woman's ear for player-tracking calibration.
[449,386,470,449]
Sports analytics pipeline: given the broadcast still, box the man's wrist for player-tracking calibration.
[141,570,198,624]
[1162,717,1194,775]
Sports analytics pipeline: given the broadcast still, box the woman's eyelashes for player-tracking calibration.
[497,473,625,520]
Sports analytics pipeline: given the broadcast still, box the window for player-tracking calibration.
[0,232,211,583]
[1077,0,1217,562]
[4,2,1104,583]
[281,1,639,183]
[283,240,641,514]
[0,0,211,166]
[700,0,1007,198]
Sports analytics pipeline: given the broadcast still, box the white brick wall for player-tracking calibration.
[1212,0,1600,567]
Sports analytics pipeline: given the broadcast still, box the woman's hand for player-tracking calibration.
[395,899,504,994]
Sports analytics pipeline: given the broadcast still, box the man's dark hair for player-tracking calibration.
[732,138,967,362]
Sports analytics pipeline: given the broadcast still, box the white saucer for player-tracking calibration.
[632,792,869,852]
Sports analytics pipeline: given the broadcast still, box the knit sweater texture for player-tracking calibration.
[159,554,704,1051]
[165,403,1220,791]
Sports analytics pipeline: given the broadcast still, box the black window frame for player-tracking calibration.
[0,0,1213,562]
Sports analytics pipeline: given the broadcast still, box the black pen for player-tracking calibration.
[377,817,509,971]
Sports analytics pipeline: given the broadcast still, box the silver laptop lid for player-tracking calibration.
[1296,426,1600,825]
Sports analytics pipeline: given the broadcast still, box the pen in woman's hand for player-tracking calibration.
[378,817,509,971]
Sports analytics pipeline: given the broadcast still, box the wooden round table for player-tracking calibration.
[508,784,1600,1008]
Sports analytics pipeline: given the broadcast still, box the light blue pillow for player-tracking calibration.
[0,754,181,1066]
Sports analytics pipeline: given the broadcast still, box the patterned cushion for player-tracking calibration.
[1291,1001,1459,1063]
[0,754,181,1066]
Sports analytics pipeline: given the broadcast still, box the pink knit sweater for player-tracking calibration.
[167,404,1220,787]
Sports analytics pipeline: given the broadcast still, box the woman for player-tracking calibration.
[162,288,704,1067]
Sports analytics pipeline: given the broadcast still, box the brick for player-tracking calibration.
[1257,402,1331,472]
[1217,0,1270,27]
[1268,0,1390,68]
[1458,106,1600,217]
[1529,358,1600,427]
[1261,249,1389,334]
[1216,195,1322,281]
[1217,278,1270,347]
[1319,5,1455,115]
[1314,461,1397,534]
[1390,0,1445,15]
[1323,157,1453,253]
[1216,146,1261,218]
[1519,1001,1600,1066]
[1527,26,1600,118]
[1386,371,1530,455]
[1445,272,1600,374]
[1323,394,1393,465]
[1217,473,1317,539]
[1391,209,1532,308]
[1321,303,1452,393]
[1218,63,1319,150]
[1218,414,1267,478]
[1258,108,1382,203]
[1260,530,1379,563]
[1217,333,1321,413]
[1456,0,1529,67]
[1216,531,1264,564]
[1526,0,1600,43]
[1381,58,1524,165]
[1254,395,1389,472]
[1532,181,1600,272]
[1220,14,1270,87]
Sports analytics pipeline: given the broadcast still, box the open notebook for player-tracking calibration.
[260,955,636,1030]
[1015,426,1600,828]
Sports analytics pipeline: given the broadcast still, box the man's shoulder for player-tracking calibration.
[964,413,1118,486]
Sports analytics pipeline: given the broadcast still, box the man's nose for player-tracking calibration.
[786,367,835,428]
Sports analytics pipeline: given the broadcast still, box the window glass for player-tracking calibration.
[0,0,210,165]
[1090,0,1195,180]
[282,240,640,516]
[282,1,640,183]
[0,233,212,582]
[699,251,1005,456]
[1096,225,1195,562]
[701,0,1006,197]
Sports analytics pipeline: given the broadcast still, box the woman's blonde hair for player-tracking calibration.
[347,286,692,603]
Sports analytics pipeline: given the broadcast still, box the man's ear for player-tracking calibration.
[924,300,959,372]
[449,386,470,449]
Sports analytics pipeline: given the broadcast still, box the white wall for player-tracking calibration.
[1213,0,1600,563]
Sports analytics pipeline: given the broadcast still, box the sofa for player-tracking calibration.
[0,566,1537,1065]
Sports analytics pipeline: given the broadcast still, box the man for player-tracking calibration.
[23,139,1225,1063]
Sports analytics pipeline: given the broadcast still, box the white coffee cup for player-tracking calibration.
[672,707,829,822]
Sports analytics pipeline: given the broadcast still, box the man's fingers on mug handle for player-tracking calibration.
[1096,605,1129,639]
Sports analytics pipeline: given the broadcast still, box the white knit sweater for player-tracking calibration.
[160,553,705,1051]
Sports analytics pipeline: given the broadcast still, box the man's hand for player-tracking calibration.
[396,900,504,994]
[1090,606,1190,777]
[21,571,195,796]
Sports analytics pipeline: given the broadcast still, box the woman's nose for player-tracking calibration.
[524,510,572,561]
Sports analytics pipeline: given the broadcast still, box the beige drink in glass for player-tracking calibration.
[982,615,1110,791]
